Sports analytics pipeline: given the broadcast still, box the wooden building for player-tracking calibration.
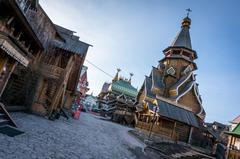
[98,69,138,125]
[0,0,43,107]
[223,115,240,159]
[0,0,91,120]
[135,15,206,143]
[225,123,240,159]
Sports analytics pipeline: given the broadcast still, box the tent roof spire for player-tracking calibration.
[171,9,193,50]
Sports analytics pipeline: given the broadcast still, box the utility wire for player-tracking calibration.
[85,59,114,78]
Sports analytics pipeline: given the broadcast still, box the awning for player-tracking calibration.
[0,36,29,67]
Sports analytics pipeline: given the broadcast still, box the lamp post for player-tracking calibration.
[148,99,159,139]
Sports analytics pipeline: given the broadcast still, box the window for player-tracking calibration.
[183,65,192,75]
[166,67,176,76]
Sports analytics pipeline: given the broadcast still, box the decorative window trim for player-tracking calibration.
[176,81,194,102]
[175,71,193,95]
[166,67,176,76]
[183,65,192,75]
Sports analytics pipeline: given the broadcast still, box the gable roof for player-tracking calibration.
[151,67,165,90]
[53,25,91,55]
[144,76,155,99]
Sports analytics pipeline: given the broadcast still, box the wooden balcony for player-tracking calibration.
[39,63,63,79]
[229,149,240,159]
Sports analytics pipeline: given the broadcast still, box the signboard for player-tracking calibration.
[76,66,88,93]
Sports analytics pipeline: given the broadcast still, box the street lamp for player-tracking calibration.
[148,99,159,139]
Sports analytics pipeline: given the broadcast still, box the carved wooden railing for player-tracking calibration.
[39,63,64,79]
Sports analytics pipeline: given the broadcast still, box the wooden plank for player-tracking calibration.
[0,102,17,127]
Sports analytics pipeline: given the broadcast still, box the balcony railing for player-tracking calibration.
[16,0,37,13]
[39,63,63,79]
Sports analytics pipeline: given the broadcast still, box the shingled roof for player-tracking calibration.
[53,25,91,55]
[147,99,199,128]
[111,79,138,98]
[171,16,192,49]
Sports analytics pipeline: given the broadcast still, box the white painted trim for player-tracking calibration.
[151,68,161,93]
[156,94,192,112]
[193,83,205,119]
[172,71,193,96]
[183,65,192,75]
[176,81,194,102]
[166,66,176,75]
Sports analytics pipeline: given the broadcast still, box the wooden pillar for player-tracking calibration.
[227,135,233,159]
[233,136,236,147]
[187,127,194,144]
[171,121,177,140]
[36,78,46,102]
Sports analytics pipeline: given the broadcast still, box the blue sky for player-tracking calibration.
[40,0,240,123]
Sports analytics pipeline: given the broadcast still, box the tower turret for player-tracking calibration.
[113,68,121,82]
[128,73,134,84]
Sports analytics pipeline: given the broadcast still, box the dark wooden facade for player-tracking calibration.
[0,0,91,119]
[98,71,138,125]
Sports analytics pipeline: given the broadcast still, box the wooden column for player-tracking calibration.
[171,121,177,140]
[187,127,194,144]
[227,135,233,159]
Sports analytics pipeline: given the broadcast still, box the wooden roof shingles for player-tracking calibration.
[144,76,156,100]
[53,25,91,56]
[157,99,199,128]
[151,67,164,93]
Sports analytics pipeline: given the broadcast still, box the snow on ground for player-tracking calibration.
[0,112,145,159]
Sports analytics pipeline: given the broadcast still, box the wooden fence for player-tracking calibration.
[136,121,178,141]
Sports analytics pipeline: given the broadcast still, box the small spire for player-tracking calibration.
[113,68,121,81]
[129,73,134,83]
[182,9,192,28]
[171,10,192,49]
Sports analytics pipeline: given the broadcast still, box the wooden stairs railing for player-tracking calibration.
[0,102,17,128]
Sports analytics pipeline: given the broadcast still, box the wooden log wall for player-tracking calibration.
[136,114,192,142]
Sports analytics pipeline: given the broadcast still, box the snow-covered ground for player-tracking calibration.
[0,112,145,159]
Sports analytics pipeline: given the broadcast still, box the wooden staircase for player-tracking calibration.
[1,73,27,106]
[0,102,17,128]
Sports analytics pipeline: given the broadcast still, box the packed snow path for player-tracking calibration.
[0,112,145,159]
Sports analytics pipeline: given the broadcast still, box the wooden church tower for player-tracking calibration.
[136,14,206,143]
